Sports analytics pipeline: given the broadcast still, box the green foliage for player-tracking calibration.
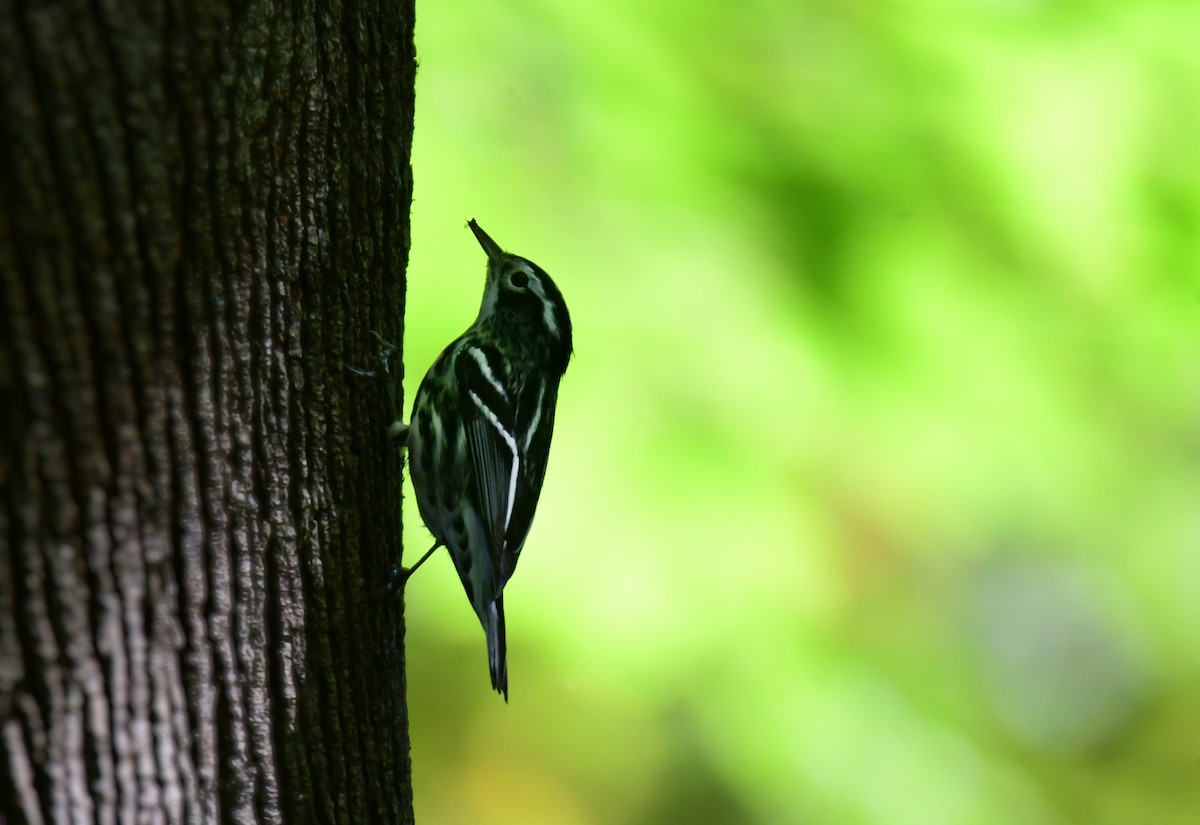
[402,1,1200,822]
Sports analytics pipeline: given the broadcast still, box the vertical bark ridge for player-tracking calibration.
[1,0,416,822]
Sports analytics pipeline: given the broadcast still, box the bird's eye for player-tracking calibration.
[511,271,529,289]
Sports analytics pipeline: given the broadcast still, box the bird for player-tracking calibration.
[395,219,572,700]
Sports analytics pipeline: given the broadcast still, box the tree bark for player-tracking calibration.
[0,0,415,822]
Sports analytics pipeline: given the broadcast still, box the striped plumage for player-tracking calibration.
[406,220,572,700]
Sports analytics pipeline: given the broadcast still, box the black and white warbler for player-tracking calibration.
[396,220,572,700]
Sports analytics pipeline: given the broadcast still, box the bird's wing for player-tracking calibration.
[506,375,558,552]
[455,344,523,587]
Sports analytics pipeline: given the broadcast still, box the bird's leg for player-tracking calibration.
[384,542,443,595]
[404,542,442,579]
[348,331,409,448]
[388,419,409,446]
[347,331,421,599]
[347,330,397,378]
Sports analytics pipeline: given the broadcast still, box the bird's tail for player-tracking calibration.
[485,596,508,701]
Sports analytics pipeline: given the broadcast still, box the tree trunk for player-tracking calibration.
[0,0,415,822]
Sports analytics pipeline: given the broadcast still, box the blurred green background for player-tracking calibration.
[399,1,1200,823]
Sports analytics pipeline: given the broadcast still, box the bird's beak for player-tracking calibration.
[468,219,504,263]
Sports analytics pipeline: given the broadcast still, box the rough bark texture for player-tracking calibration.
[0,0,415,822]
